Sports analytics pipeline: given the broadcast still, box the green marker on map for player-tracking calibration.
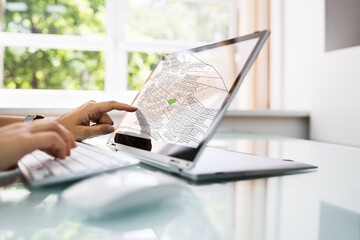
[168,98,176,105]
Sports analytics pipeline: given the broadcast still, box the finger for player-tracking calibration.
[97,113,114,125]
[93,101,137,114]
[77,124,115,140]
[30,120,74,156]
[31,121,73,155]
[58,123,76,154]
[33,132,68,159]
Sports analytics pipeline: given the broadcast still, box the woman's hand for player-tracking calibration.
[0,119,76,171]
[56,100,137,141]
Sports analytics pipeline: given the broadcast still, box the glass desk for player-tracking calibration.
[0,129,359,240]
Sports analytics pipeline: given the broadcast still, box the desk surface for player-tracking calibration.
[0,129,359,240]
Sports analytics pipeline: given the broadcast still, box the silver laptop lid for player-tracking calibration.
[108,30,270,170]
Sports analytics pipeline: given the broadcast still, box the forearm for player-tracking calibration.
[0,116,25,127]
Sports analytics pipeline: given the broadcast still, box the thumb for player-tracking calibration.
[78,124,115,140]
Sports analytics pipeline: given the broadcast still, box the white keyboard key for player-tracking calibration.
[74,147,124,167]
[71,151,104,170]
[31,167,51,180]
[59,158,87,172]
[21,155,42,169]
[51,165,70,177]
[50,164,70,176]
[19,141,140,187]
[87,152,115,165]
[32,151,52,163]
[43,160,70,176]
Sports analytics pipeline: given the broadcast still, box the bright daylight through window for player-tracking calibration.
[0,0,268,109]
[2,0,106,91]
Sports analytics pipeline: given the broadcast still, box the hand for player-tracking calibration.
[0,119,76,171]
[56,100,137,141]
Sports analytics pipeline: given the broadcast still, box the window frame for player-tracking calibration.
[0,0,238,108]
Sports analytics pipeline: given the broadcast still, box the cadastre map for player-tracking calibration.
[117,53,230,148]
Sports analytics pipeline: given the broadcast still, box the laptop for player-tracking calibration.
[107,30,317,181]
[19,30,316,187]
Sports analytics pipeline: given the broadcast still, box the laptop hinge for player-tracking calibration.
[108,142,118,152]
[169,159,182,173]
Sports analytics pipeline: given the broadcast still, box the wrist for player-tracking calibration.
[0,116,26,127]
[24,114,45,123]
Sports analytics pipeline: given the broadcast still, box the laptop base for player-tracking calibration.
[140,147,317,182]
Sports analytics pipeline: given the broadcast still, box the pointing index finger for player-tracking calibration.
[94,101,137,114]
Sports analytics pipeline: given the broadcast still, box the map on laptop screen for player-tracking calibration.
[116,38,259,148]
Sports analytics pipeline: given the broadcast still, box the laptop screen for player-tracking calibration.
[109,31,269,165]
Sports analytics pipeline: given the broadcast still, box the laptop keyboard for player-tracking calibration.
[19,142,139,187]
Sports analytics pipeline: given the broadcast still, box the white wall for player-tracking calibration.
[280,0,360,147]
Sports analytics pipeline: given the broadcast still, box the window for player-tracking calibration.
[0,0,269,109]
[4,47,104,90]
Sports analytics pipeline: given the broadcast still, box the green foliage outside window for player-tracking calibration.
[2,0,105,90]
[127,52,163,91]
[1,0,229,91]
[4,47,104,90]
[4,0,105,35]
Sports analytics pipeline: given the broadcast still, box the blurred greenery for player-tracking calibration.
[2,0,229,91]
[4,47,104,90]
[127,0,229,42]
[127,52,163,91]
[4,0,105,35]
[3,0,106,90]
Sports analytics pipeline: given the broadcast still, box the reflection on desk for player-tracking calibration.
[0,129,359,240]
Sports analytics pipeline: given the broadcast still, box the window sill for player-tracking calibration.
[224,110,309,118]
[219,110,310,139]
[0,108,310,139]
[0,108,309,118]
